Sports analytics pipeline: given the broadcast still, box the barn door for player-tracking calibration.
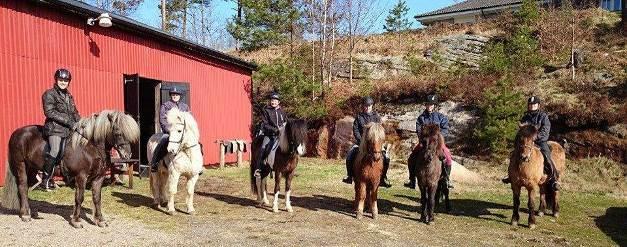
[160,81,191,109]
[123,74,141,162]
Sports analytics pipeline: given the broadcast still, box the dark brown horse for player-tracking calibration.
[509,124,566,229]
[250,119,307,213]
[408,123,449,224]
[2,110,139,228]
[353,122,386,219]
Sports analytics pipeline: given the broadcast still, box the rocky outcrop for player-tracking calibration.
[428,34,489,70]
[334,54,411,80]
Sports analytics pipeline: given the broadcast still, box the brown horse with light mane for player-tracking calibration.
[509,124,566,229]
[353,122,386,219]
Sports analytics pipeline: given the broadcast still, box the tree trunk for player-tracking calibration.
[320,0,328,91]
[161,0,167,30]
[348,0,353,85]
[182,0,188,38]
[622,0,626,34]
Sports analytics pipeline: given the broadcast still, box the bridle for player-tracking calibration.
[168,120,199,156]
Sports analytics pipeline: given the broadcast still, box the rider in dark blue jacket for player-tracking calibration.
[342,97,392,188]
[502,96,560,190]
[150,87,190,173]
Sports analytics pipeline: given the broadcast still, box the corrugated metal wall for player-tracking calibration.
[0,1,252,185]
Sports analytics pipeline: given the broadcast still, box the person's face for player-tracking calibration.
[364,105,373,113]
[56,79,69,90]
[170,93,181,102]
[270,99,280,107]
[426,104,435,112]
[528,103,539,111]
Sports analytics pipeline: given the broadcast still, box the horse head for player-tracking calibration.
[102,111,140,159]
[516,124,538,163]
[363,123,386,162]
[420,124,442,162]
[279,119,307,156]
[166,108,199,154]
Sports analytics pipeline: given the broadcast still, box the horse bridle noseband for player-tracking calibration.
[169,120,199,155]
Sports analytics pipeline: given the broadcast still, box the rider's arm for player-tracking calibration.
[42,92,73,128]
[261,109,279,135]
[159,104,169,133]
[536,113,551,142]
[439,114,450,138]
[353,116,362,144]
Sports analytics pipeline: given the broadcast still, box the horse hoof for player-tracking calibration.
[188,210,196,215]
[511,221,518,227]
[272,206,279,213]
[71,221,83,228]
[96,221,109,227]
[425,220,431,225]
[553,212,560,218]
[286,206,293,213]
[529,224,536,230]
[372,214,378,220]
[20,216,32,222]
[263,200,270,206]
[538,212,544,217]
[167,210,175,216]
[356,213,363,220]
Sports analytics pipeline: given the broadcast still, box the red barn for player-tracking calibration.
[0,0,256,185]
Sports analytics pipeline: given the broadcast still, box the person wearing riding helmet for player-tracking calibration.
[150,87,190,173]
[41,68,81,191]
[253,92,287,178]
[502,96,560,190]
[404,94,453,190]
[342,96,392,188]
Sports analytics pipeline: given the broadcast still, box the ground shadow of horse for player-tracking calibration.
[395,194,513,224]
[0,200,94,226]
[594,207,627,246]
[196,191,278,212]
[110,191,173,215]
[291,194,424,220]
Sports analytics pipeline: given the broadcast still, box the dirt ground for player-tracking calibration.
[0,158,625,247]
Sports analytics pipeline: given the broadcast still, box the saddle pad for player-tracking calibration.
[264,141,280,170]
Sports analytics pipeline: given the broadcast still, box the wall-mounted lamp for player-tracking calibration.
[87,13,112,28]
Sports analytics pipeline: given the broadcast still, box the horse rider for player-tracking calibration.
[150,87,190,173]
[253,92,287,178]
[502,96,560,190]
[342,96,392,188]
[404,94,453,190]
[40,68,81,191]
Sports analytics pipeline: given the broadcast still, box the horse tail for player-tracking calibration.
[560,139,569,150]
[545,182,555,208]
[250,160,258,195]
[2,160,21,211]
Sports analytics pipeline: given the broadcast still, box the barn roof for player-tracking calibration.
[35,0,257,71]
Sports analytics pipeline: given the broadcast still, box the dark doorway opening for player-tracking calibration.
[123,74,190,167]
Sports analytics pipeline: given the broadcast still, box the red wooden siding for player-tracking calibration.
[0,1,252,185]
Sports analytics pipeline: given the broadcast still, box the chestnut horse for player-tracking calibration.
[509,124,566,229]
[353,122,386,219]
[250,119,307,213]
[408,124,449,224]
[3,110,139,228]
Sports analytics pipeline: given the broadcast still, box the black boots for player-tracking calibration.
[39,154,57,191]
[443,163,453,189]
[404,180,416,189]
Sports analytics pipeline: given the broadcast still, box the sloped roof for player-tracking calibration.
[415,0,522,19]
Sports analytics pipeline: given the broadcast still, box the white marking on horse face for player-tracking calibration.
[297,144,305,156]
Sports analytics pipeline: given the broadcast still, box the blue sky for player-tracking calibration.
[129,0,459,33]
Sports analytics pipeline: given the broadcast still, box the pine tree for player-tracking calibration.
[383,0,411,46]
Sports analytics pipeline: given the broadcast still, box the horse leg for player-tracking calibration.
[553,190,560,218]
[16,164,31,222]
[166,171,181,215]
[284,172,295,213]
[528,186,538,229]
[538,184,547,217]
[444,186,451,213]
[427,185,437,224]
[261,177,270,206]
[150,171,161,208]
[420,186,427,223]
[185,174,199,214]
[71,174,87,228]
[272,170,281,213]
[355,182,366,219]
[91,176,108,227]
[370,186,379,220]
[511,185,521,227]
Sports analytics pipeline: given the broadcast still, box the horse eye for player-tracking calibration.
[178,130,182,133]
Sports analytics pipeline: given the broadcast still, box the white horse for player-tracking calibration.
[147,108,203,215]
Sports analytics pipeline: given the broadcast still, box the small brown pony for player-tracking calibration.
[250,119,307,213]
[353,122,386,219]
[408,124,449,224]
[509,124,566,229]
[2,110,139,228]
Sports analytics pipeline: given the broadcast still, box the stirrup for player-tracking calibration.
[342,176,353,184]
[254,169,261,178]
[501,177,511,184]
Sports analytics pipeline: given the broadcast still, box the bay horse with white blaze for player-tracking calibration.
[250,119,307,213]
[408,123,450,224]
[148,108,203,215]
[509,124,566,229]
[2,110,139,228]
[353,122,386,219]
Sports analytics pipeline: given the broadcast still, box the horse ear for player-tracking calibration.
[107,112,114,121]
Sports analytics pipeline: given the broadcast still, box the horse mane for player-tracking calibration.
[70,110,140,149]
[515,124,538,147]
[279,119,307,153]
[420,124,444,157]
[356,122,386,164]
[166,107,200,142]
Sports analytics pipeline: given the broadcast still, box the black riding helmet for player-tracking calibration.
[425,94,438,105]
[54,68,71,81]
[363,96,374,106]
[527,96,541,104]
[169,87,183,95]
[269,92,280,100]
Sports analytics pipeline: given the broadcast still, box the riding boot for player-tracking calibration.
[443,162,453,189]
[342,147,356,184]
[379,156,392,188]
[151,135,169,172]
[501,176,511,184]
[404,159,416,189]
[39,154,57,191]
[545,157,560,191]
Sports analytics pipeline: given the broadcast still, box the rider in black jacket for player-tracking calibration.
[502,96,560,190]
[254,92,287,177]
[40,68,81,191]
[342,97,392,188]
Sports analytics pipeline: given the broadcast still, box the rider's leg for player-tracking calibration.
[150,134,170,173]
[442,144,453,188]
[380,152,392,188]
[538,141,559,191]
[254,136,272,177]
[41,135,63,190]
[342,145,358,184]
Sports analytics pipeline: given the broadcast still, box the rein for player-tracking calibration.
[169,120,200,157]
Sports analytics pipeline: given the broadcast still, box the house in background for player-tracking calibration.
[415,0,623,26]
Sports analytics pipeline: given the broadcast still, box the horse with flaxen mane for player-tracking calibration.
[408,123,450,224]
[353,122,386,219]
[3,110,139,228]
[250,119,307,213]
[508,124,566,229]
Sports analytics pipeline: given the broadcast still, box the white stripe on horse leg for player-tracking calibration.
[273,191,280,212]
[285,190,293,213]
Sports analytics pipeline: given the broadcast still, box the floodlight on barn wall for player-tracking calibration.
[87,13,112,27]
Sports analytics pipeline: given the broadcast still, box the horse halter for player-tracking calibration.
[168,120,199,155]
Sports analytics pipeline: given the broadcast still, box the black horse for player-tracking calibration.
[2,110,139,228]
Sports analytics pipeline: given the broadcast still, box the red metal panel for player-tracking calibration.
[0,1,253,185]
